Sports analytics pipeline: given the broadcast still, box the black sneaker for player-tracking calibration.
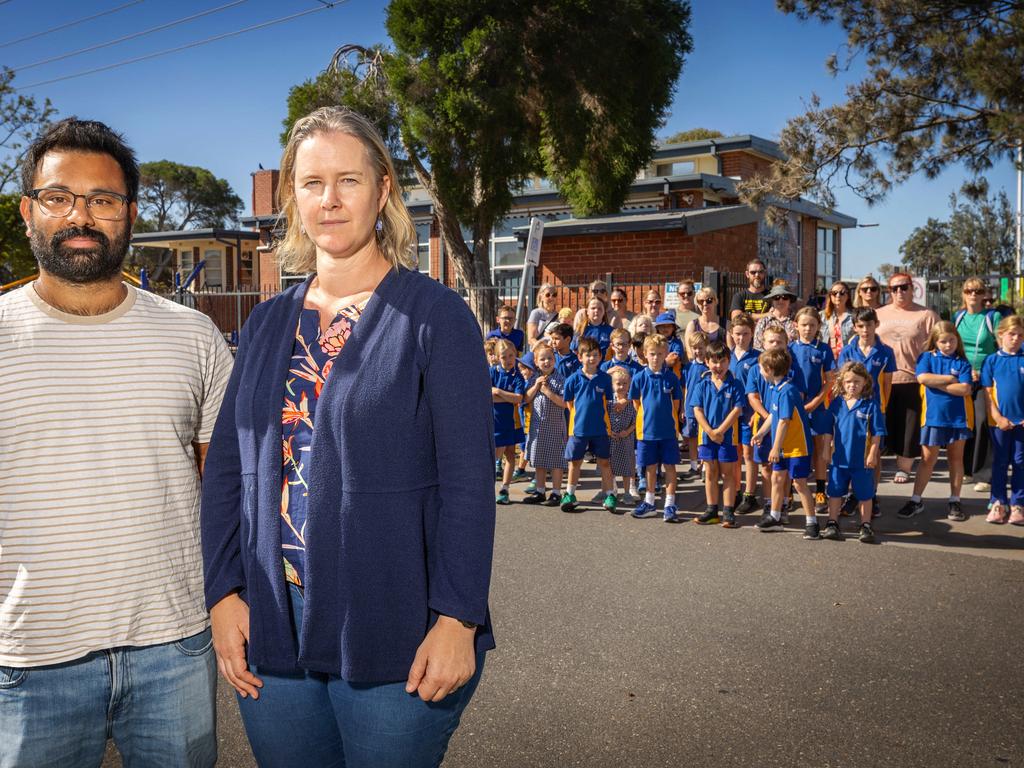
[694,508,720,525]
[722,509,738,528]
[872,497,881,518]
[947,500,967,522]
[858,522,875,543]
[803,521,821,539]
[780,502,790,525]
[897,499,924,519]
[522,490,546,504]
[756,511,783,532]
[735,494,759,515]
[821,520,843,540]
[841,493,858,516]
[545,491,561,506]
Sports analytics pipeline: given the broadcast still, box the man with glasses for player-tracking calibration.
[674,279,700,334]
[730,258,771,322]
[876,272,939,486]
[0,119,232,766]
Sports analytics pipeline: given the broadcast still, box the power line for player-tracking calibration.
[16,2,342,91]
[0,1,145,49]
[13,0,249,73]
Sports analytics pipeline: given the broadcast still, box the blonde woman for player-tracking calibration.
[201,107,494,766]
[853,275,882,309]
[684,286,725,347]
[527,283,559,346]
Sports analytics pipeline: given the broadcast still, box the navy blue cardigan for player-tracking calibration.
[201,268,496,681]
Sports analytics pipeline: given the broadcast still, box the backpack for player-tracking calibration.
[953,308,997,336]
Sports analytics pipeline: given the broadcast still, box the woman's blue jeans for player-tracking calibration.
[237,584,484,768]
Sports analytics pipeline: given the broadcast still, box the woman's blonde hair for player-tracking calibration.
[276,106,416,274]
[854,276,880,308]
[695,286,717,305]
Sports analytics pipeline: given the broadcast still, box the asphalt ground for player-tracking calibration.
[104,459,1024,767]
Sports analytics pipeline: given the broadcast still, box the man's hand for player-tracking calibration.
[405,616,477,702]
[210,593,263,699]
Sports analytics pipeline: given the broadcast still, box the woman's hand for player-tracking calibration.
[210,592,263,699]
[405,616,477,702]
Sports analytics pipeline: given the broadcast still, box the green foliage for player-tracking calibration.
[0,67,56,195]
[898,179,1016,276]
[0,193,35,282]
[137,160,242,231]
[740,1,1024,211]
[664,128,725,143]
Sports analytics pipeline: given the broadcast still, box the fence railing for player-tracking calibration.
[159,286,279,343]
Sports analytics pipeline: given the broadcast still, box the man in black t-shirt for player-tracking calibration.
[730,258,770,321]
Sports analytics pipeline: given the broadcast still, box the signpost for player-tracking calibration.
[514,218,544,329]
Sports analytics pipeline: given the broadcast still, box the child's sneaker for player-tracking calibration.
[525,478,537,494]
[803,520,821,540]
[721,509,738,528]
[559,492,578,513]
[631,501,658,519]
[496,489,510,505]
[620,492,639,506]
[858,522,875,543]
[814,491,827,513]
[779,503,790,525]
[986,501,1008,524]
[603,493,620,514]
[821,520,843,540]
[735,494,759,515]
[897,499,924,519]
[841,493,857,516]
[494,460,503,480]
[522,489,546,504]
[637,477,647,494]
[756,512,783,532]
[694,508,720,525]
[1010,505,1024,525]
[511,467,527,483]
[545,491,561,506]
[946,500,967,522]
[662,505,679,523]
[872,497,881,518]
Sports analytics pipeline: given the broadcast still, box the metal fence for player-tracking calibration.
[914,274,1024,319]
[160,286,279,343]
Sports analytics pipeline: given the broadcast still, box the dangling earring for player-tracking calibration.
[299,224,306,236]
[375,217,383,233]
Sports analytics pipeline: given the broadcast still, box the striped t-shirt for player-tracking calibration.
[0,283,233,667]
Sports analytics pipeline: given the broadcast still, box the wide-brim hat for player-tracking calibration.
[518,352,536,371]
[764,284,797,301]
[654,311,677,325]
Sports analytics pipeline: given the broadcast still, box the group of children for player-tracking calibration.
[488,301,1024,541]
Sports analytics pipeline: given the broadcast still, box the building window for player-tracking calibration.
[203,249,223,289]
[816,226,838,291]
[655,160,696,176]
[416,221,430,274]
[239,249,254,287]
[758,214,802,295]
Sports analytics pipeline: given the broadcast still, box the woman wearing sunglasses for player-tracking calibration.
[609,287,636,327]
[527,284,560,347]
[853,276,882,310]
[683,286,725,347]
[876,272,940,484]
[823,281,855,359]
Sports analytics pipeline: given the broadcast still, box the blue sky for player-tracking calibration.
[3,0,1018,278]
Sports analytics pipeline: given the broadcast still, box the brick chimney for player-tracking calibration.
[251,169,280,217]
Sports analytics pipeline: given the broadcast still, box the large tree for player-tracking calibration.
[0,67,56,195]
[898,179,1016,275]
[664,128,724,144]
[282,0,692,325]
[134,160,243,281]
[0,193,35,283]
[739,1,1024,212]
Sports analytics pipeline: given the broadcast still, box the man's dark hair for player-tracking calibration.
[854,307,878,325]
[21,118,139,201]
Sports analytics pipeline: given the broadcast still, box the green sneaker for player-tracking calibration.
[496,489,510,505]
[603,492,619,513]
[560,492,578,513]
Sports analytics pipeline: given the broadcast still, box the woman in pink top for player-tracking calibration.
[876,272,939,483]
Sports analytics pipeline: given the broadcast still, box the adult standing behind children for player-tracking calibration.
[753,283,799,349]
[730,258,771,321]
[0,118,233,766]
[854,275,882,310]
[684,286,725,347]
[822,280,855,358]
[201,107,495,768]
[674,279,700,332]
[876,271,939,484]
[526,284,559,346]
[610,287,636,327]
[573,280,623,329]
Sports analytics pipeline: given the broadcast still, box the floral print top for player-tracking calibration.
[281,298,368,587]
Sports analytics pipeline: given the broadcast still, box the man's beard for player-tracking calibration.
[30,223,130,284]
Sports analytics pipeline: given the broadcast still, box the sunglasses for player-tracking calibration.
[592,288,608,294]
[890,283,912,292]
[964,288,985,295]
[860,286,879,293]
[773,295,792,301]
[748,270,765,276]
[830,290,848,297]
[697,298,715,305]
[678,291,694,298]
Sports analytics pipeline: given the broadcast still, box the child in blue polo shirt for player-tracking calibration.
[681,330,709,478]
[485,304,526,352]
[522,342,568,507]
[549,323,581,380]
[602,327,643,376]
[561,336,617,513]
[629,334,684,522]
[491,339,526,504]
[982,315,1024,524]
[790,307,836,513]
[752,348,820,539]
[691,341,746,528]
[729,314,761,515]
[898,321,974,522]
[821,362,886,543]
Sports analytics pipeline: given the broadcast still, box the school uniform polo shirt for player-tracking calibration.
[730,348,761,420]
[765,380,812,458]
[789,339,835,401]
[563,369,613,437]
[601,357,644,376]
[690,371,746,446]
[981,349,1024,424]
[837,337,897,409]
[629,366,683,441]
[485,327,525,353]
[682,360,709,418]
[829,397,887,469]
[915,350,974,429]
[556,351,582,379]
[491,365,527,432]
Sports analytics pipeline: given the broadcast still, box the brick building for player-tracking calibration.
[241,134,856,302]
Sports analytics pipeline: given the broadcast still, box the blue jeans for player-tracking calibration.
[0,628,217,768]
[238,584,484,768]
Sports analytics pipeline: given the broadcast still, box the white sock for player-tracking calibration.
[770,509,781,521]
[665,493,676,508]
[602,487,613,496]
[629,482,639,495]
[690,461,699,471]
[949,495,960,502]
[645,491,656,505]
[806,513,816,525]
[500,485,508,493]
[567,484,577,494]
[911,494,922,503]
[537,485,547,494]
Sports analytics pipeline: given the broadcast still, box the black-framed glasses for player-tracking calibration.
[860,286,879,293]
[29,187,129,221]
[697,298,716,305]
[830,290,848,297]
[890,283,912,293]
[964,288,985,295]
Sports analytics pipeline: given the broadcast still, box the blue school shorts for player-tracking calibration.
[680,416,699,439]
[495,428,525,448]
[637,438,681,468]
[827,465,875,501]
[752,436,772,465]
[740,422,753,447]
[808,407,834,438]
[771,455,811,479]
[565,435,610,461]
[920,426,972,446]
[697,441,739,464]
